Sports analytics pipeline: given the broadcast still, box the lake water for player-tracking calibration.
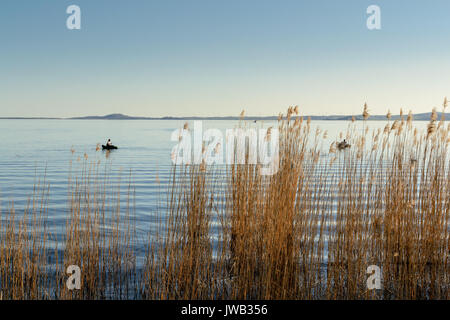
[0,119,433,257]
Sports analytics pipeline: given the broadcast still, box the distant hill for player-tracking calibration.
[70,113,139,120]
[2,112,449,121]
[70,112,450,121]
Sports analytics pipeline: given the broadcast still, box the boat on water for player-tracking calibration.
[337,139,350,150]
[102,145,118,150]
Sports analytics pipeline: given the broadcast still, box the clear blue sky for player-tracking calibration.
[1,0,450,117]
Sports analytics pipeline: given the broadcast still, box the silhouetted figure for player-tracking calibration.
[337,139,351,150]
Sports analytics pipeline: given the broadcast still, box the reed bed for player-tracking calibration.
[0,103,449,299]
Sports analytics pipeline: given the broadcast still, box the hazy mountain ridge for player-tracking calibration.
[2,112,449,121]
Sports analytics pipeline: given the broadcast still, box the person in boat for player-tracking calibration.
[337,139,351,150]
[106,139,112,146]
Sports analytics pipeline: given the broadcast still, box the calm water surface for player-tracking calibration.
[0,119,432,256]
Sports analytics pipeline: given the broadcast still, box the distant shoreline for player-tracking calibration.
[0,112,448,121]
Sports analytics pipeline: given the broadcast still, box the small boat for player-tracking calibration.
[337,140,351,151]
[102,145,118,150]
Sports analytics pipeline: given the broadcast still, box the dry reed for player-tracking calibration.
[0,104,449,300]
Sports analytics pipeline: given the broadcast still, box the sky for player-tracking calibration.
[1,0,450,117]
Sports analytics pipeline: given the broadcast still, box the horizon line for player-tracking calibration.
[0,111,448,121]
